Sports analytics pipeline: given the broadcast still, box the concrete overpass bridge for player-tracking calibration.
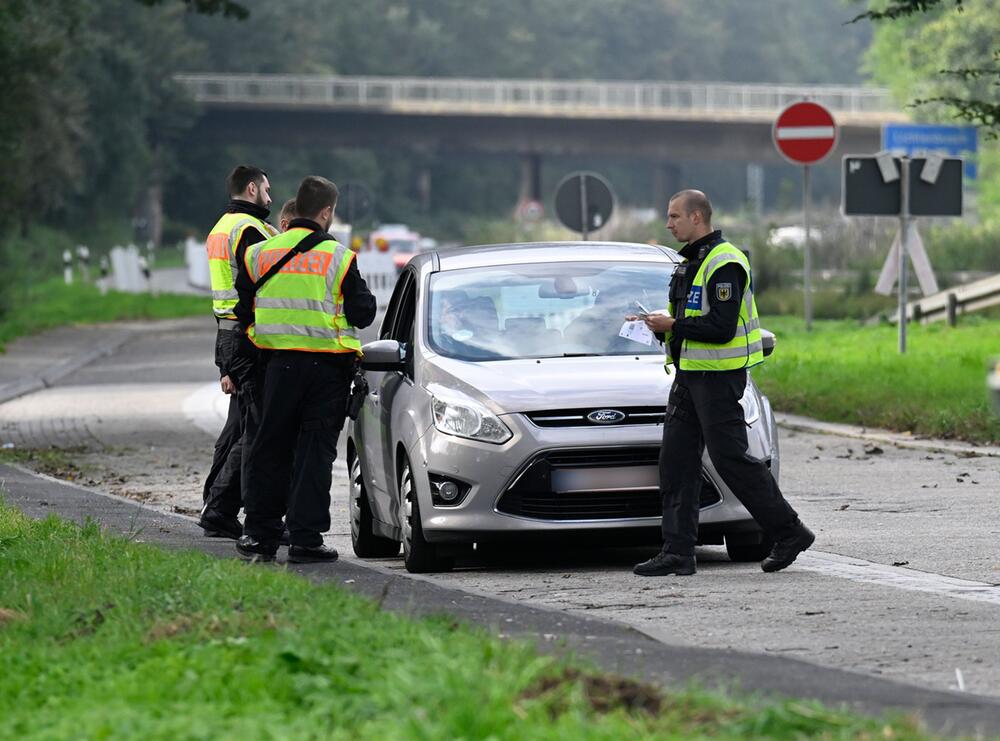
[176,73,906,206]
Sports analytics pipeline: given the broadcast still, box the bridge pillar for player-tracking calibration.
[653,162,682,216]
[746,163,765,217]
[519,153,542,203]
[416,168,432,213]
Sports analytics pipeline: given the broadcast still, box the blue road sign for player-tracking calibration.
[882,123,978,179]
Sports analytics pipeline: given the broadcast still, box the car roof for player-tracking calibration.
[407,241,681,272]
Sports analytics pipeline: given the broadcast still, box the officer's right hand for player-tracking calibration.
[220,375,236,395]
[643,312,674,333]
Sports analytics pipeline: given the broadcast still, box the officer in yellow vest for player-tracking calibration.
[199,165,278,540]
[234,176,376,563]
[633,190,814,577]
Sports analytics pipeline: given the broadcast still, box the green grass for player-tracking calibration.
[0,447,92,482]
[0,279,206,352]
[755,316,1000,444]
[0,501,928,739]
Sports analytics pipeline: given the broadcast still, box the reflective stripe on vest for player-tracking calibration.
[245,228,361,355]
[677,242,765,371]
[206,212,274,319]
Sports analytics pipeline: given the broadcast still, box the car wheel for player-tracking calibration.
[725,535,774,563]
[350,454,400,558]
[399,456,453,573]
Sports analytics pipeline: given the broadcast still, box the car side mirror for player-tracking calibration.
[361,339,406,371]
[761,328,776,358]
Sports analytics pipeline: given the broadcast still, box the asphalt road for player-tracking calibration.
[2,315,1000,710]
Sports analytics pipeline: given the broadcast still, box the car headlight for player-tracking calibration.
[739,385,761,425]
[430,391,512,444]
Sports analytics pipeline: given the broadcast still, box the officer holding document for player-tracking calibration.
[630,189,814,577]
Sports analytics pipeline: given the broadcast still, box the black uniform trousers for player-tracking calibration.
[203,330,269,521]
[243,350,353,548]
[202,327,244,518]
[201,394,241,515]
[659,368,801,556]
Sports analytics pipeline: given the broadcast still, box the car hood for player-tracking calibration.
[422,354,672,414]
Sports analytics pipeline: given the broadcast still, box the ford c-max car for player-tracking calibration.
[347,242,780,572]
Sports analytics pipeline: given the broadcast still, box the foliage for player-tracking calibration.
[859,0,1000,133]
[0,502,927,738]
[133,0,248,18]
[3,0,874,241]
[755,315,1000,443]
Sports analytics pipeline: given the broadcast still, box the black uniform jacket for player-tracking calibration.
[666,230,747,369]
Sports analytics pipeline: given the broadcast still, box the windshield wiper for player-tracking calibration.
[560,352,602,357]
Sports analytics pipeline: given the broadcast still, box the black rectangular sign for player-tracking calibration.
[842,155,963,217]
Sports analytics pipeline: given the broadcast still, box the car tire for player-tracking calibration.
[725,535,774,563]
[399,457,453,573]
[350,454,400,558]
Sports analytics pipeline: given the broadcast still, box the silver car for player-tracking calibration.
[347,242,780,573]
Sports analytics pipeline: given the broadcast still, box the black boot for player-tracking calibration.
[633,551,696,577]
[236,535,278,563]
[288,544,339,564]
[198,510,242,540]
[761,524,815,572]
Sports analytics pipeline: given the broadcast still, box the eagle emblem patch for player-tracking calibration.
[715,282,733,302]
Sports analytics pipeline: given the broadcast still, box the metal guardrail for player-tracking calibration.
[174,74,898,120]
[893,273,1000,325]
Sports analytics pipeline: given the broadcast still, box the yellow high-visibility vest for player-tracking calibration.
[675,242,764,371]
[206,212,276,319]
[244,228,361,355]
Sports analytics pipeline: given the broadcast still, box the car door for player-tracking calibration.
[363,269,417,525]
[357,271,408,516]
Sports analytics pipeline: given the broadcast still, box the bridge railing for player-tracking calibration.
[175,74,896,117]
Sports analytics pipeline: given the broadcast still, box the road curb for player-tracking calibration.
[776,412,1000,459]
[0,330,135,406]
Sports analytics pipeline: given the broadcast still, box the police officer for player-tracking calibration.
[235,176,376,563]
[633,190,814,577]
[198,165,277,539]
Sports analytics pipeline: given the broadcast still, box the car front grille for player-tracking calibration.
[496,446,722,521]
[525,406,665,428]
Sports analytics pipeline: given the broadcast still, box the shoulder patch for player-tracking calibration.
[715,282,733,302]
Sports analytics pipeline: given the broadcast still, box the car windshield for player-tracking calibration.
[427,261,673,360]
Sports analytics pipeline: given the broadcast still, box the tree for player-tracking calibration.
[855,0,999,131]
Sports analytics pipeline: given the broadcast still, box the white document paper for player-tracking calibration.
[618,320,654,346]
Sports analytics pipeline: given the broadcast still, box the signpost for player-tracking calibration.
[842,154,963,353]
[773,101,838,331]
[335,182,374,225]
[553,172,615,240]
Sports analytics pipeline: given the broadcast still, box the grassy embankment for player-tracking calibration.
[0,278,206,352]
[0,502,927,739]
[755,316,1000,444]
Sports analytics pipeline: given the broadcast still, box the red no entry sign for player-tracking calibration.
[772,101,838,165]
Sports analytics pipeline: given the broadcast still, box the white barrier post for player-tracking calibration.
[355,252,398,311]
[186,236,211,289]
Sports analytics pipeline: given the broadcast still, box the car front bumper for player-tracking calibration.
[408,411,775,544]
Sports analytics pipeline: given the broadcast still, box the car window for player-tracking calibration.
[427,261,672,360]
[379,269,412,340]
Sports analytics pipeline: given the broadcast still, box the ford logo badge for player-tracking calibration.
[587,409,626,424]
